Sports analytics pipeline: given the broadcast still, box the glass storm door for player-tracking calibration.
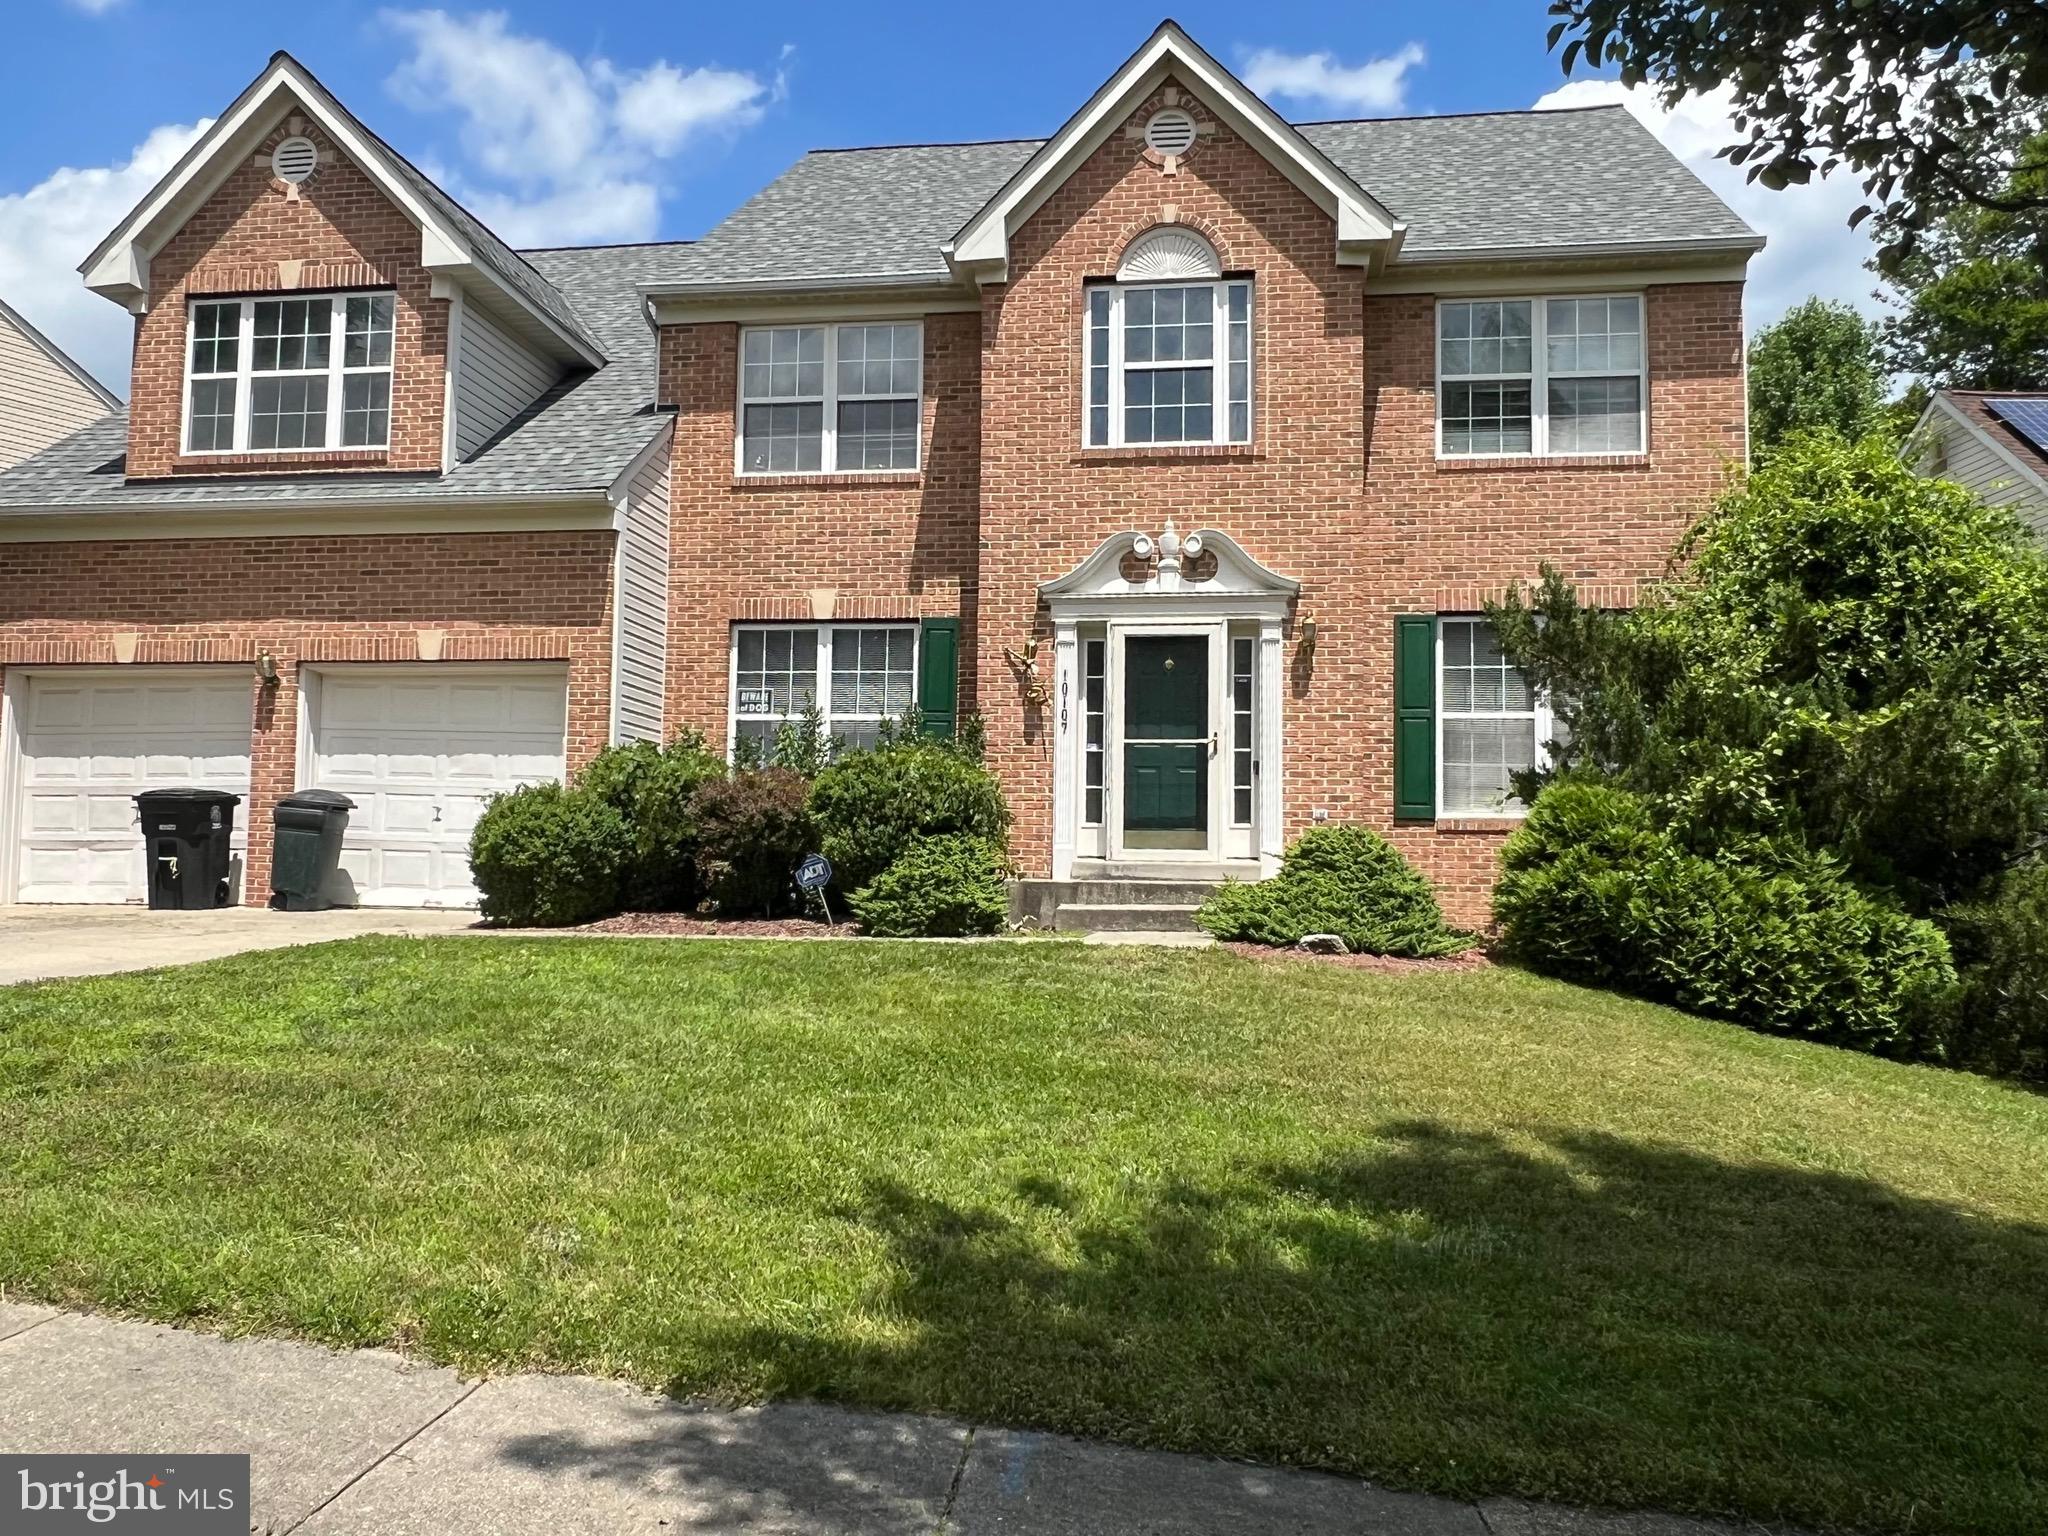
[1121,634,1210,849]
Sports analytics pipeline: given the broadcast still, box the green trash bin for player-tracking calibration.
[271,789,355,911]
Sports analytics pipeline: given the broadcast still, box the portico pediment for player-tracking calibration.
[1040,521,1299,618]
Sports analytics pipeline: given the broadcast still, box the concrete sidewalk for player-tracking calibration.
[0,1304,1760,1536]
[0,905,477,986]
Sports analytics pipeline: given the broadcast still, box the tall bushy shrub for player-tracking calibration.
[850,834,1010,937]
[1936,863,2048,1083]
[576,734,725,910]
[469,782,633,927]
[807,738,1009,894]
[1495,781,1955,1051]
[1490,436,2048,915]
[694,767,815,916]
[1196,825,1468,958]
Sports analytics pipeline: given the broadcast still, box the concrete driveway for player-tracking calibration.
[0,904,478,986]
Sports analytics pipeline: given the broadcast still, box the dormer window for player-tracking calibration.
[184,291,395,454]
[1085,227,1251,448]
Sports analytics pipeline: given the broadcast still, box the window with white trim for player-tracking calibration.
[184,291,394,454]
[731,623,917,754]
[1437,295,1644,458]
[1086,279,1252,447]
[738,323,922,474]
[1437,617,1550,816]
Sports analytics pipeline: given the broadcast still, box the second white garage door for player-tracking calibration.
[307,667,568,908]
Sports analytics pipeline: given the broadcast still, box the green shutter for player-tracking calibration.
[1394,615,1436,820]
[917,618,960,739]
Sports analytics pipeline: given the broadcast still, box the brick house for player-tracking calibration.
[0,23,1757,922]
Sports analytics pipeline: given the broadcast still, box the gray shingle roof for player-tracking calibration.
[655,104,1755,292]
[0,242,691,512]
[667,139,1042,289]
[1300,108,1756,257]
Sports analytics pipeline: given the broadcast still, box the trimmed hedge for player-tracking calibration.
[1494,781,1956,1051]
[1196,825,1469,957]
[808,738,1009,894]
[850,834,1010,937]
[576,735,725,911]
[469,782,633,928]
[695,768,816,917]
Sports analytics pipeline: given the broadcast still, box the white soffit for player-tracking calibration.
[948,21,1404,284]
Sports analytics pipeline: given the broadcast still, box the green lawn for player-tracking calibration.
[2,939,2044,1534]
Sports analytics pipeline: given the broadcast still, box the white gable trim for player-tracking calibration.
[948,22,1404,286]
[78,54,600,368]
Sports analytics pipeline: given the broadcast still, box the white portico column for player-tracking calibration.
[1050,620,1079,881]
[1258,617,1285,874]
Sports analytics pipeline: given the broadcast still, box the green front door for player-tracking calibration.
[1123,634,1208,843]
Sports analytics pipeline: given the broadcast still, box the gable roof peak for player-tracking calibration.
[947,19,1405,284]
[79,51,602,367]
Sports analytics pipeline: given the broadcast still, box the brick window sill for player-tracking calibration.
[731,472,923,490]
[1435,817,1525,834]
[1073,445,1261,464]
[168,450,392,475]
[1436,453,1649,473]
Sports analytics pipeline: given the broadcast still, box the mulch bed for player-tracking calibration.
[573,912,848,938]
[1221,941,1494,974]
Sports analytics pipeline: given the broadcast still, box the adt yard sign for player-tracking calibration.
[795,853,833,890]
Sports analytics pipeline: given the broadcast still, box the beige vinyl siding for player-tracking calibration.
[611,430,672,744]
[453,301,559,460]
[0,312,113,470]
[1927,413,2048,534]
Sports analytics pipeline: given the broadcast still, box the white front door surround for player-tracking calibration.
[1042,523,1297,880]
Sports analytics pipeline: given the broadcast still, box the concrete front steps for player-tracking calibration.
[1011,877,1222,934]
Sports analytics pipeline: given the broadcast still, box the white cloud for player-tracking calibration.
[0,118,210,394]
[1533,79,1877,333]
[382,8,778,246]
[1241,43,1426,115]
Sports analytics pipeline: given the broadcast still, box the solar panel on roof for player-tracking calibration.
[1985,397,2048,454]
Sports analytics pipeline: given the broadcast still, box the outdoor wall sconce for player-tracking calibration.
[254,650,280,687]
[1297,613,1318,657]
[1004,638,1051,706]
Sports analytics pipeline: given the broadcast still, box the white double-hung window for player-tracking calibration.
[737,323,923,474]
[731,623,918,754]
[1437,295,1644,457]
[1085,226,1252,448]
[184,291,394,454]
[1437,617,1551,816]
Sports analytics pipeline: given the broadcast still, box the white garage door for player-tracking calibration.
[10,671,252,904]
[308,668,568,908]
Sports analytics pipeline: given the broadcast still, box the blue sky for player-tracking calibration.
[2,0,1881,392]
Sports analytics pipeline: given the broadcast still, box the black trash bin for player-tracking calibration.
[133,787,240,911]
[271,789,356,911]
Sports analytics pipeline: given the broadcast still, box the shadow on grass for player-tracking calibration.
[658,1120,2045,1534]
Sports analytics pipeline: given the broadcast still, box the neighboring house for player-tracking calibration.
[0,297,119,471]
[1905,390,2048,532]
[0,22,1757,922]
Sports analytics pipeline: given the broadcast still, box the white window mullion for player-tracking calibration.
[821,328,839,473]
[325,296,345,449]
[1211,279,1227,445]
[1109,292,1126,445]
[235,301,255,452]
[1533,300,1549,456]
[817,626,836,733]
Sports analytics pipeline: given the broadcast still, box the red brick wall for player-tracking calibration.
[970,80,1744,924]
[642,83,1745,926]
[126,105,449,480]
[656,312,981,742]
[0,532,614,900]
